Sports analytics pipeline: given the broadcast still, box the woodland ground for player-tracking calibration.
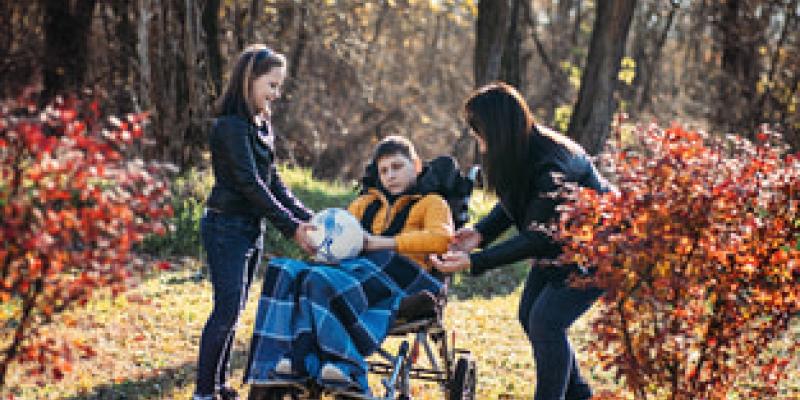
[3,168,799,399]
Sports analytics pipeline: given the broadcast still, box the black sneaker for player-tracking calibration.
[396,290,439,322]
[217,386,240,400]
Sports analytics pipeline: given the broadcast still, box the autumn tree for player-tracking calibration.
[0,95,173,388]
[556,124,800,399]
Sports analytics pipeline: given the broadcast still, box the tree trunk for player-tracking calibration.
[363,0,390,74]
[232,0,244,51]
[637,3,678,112]
[501,0,522,88]
[567,0,636,155]
[718,0,761,137]
[245,0,263,43]
[202,0,222,96]
[474,0,509,86]
[273,3,307,158]
[523,0,569,123]
[284,4,307,104]
[457,0,511,166]
[42,0,97,99]
[112,0,134,82]
[137,0,152,111]
[423,13,443,86]
[572,0,582,48]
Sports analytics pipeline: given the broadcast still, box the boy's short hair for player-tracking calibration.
[372,135,419,165]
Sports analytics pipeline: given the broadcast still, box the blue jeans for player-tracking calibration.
[518,267,603,400]
[195,210,265,396]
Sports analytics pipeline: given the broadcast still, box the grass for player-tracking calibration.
[3,166,799,399]
[1,262,562,399]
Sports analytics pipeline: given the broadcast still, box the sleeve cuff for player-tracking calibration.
[469,252,490,276]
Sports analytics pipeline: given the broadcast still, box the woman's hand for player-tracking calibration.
[450,227,482,252]
[429,251,471,273]
[293,222,317,254]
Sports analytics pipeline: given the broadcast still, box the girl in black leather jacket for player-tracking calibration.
[431,83,613,400]
[193,44,315,400]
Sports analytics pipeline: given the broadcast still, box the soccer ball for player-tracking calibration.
[307,208,365,263]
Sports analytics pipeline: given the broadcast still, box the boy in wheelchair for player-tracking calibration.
[245,136,474,399]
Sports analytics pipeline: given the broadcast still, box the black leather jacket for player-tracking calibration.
[469,134,613,276]
[205,115,311,237]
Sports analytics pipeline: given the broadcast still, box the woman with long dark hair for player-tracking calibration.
[193,44,316,400]
[432,82,613,400]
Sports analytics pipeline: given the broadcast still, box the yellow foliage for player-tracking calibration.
[618,57,636,85]
[554,104,573,133]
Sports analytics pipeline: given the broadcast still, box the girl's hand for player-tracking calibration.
[294,222,317,254]
[429,251,471,273]
[450,227,482,252]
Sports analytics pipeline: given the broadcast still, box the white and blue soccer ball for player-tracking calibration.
[307,208,365,263]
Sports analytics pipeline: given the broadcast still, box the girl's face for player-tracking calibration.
[377,153,418,195]
[250,65,286,117]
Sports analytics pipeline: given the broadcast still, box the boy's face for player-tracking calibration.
[377,153,418,195]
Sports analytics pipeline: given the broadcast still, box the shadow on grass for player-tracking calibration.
[160,272,206,286]
[61,349,250,400]
[447,260,529,300]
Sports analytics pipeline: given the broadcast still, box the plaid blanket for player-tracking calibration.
[244,250,443,393]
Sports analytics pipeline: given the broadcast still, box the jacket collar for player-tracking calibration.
[366,187,422,207]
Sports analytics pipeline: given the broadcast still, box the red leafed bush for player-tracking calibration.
[0,95,173,388]
[555,124,800,399]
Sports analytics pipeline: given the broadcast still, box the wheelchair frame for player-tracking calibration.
[366,306,477,400]
[247,300,476,400]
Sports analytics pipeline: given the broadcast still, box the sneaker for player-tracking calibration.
[320,364,350,383]
[216,386,240,400]
[396,290,439,322]
[275,358,293,375]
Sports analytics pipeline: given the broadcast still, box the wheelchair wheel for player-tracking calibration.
[448,355,476,400]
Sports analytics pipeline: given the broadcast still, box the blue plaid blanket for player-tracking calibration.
[245,250,443,393]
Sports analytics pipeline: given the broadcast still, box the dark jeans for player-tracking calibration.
[518,267,603,400]
[195,210,265,396]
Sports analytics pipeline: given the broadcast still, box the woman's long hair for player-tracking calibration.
[215,44,286,121]
[464,82,581,215]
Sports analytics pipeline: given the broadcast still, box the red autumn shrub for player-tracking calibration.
[555,124,800,399]
[0,94,173,388]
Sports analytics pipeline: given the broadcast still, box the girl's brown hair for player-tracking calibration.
[215,44,286,121]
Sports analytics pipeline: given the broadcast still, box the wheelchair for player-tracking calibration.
[247,161,480,400]
[365,274,477,400]
[246,274,476,400]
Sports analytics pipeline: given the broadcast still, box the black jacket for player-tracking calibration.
[469,133,613,275]
[205,115,311,237]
